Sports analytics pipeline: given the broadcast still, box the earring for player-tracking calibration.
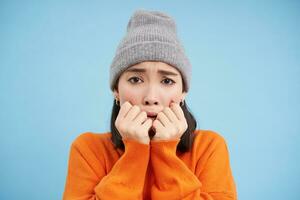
[115,99,120,106]
[180,100,185,107]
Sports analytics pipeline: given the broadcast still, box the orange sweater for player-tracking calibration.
[63,130,237,200]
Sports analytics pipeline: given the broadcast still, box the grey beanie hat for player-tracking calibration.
[110,9,192,91]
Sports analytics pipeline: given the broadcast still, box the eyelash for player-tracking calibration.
[162,78,175,85]
[128,76,143,84]
[127,76,176,85]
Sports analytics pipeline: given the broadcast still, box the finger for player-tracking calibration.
[153,119,164,131]
[163,107,178,123]
[170,102,185,120]
[133,111,147,125]
[125,105,141,121]
[117,101,132,119]
[141,118,152,129]
[156,112,170,127]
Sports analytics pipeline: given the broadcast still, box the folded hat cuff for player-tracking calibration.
[110,41,191,91]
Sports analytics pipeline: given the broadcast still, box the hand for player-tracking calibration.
[152,103,188,141]
[115,101,152,144]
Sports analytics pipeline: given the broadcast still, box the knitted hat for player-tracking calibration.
[110,9,192,91]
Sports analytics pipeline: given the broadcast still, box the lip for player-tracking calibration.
[146,112,158,117]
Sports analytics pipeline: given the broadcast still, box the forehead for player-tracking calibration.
[125,61,181,75]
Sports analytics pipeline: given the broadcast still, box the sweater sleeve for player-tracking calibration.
[63,135,150,200]
[150,137,236,200]
[195,135,237,200]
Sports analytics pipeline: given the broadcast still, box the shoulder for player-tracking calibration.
[72,132,111,145]
[66,132,115,173]
[193,129,227,142]
[192,129,229,152]
[71,132,114,153]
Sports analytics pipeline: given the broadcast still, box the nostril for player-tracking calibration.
[144,100,159,105]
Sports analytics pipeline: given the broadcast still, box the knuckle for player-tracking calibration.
[163,108,169,114]
[124,101,131,106]
[166,107,172,112]
[118,123,125,132]
[180,123,187,133]
[123,102,130,109]
[142,111,147,117]
[184,122,188,129]
[133,105,140,111]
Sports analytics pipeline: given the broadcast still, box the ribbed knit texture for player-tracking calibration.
[110,9,192,91]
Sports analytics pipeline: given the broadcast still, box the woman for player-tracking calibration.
[63,10,237,200]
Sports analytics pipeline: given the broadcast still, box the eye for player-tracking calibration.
[162,78,175,85]
[128,76,143,84]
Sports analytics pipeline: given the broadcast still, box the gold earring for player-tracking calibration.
[115,99,120,106]
[180,100,184,106]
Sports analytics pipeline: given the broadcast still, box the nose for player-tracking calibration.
[143,85,159,106]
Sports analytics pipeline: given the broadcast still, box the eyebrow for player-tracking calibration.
[125,68,179,76]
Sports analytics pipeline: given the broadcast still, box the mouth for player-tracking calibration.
[145,112,157,138]
[147,116,157,119]
[147,113,157,120]
[146,112,157,118]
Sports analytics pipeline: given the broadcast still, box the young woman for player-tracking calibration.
[63,10,237,200]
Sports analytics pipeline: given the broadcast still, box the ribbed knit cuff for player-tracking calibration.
[150,139,180,154]
[123,139,150,157]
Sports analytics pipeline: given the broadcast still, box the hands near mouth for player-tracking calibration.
[114,101,188,144]
[152,103,188,142]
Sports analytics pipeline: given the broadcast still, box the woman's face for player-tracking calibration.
[114,61,186,117]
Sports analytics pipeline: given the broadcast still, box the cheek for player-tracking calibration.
[117,77,141,105]
[161,89,183,106]
[118,86,143,105]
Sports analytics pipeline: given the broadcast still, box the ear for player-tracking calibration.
[113,89,119,100]
[181,92,187,102]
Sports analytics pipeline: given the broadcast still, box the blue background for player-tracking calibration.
[1,1,299,199]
